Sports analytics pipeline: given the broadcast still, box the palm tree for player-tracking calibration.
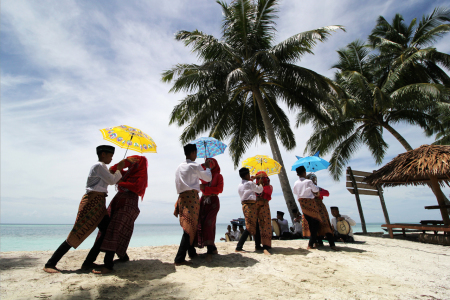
[298,40,446,180]
[162,0,344,220]
[368,7,450,88]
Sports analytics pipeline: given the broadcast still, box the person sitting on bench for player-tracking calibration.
[290,209,303,239]
[330,206,356,243]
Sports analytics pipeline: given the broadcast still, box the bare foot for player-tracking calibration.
[43,267,60,273]
[92,267,113,274]
[235,249,246,253]
[211,250,218,255]
[263,249,271,256]
[174,261,192,266]
[206,254,213,262]
[306,246,317,250]
[330,246,339,251]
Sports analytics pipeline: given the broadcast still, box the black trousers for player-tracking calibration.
[82,215,112,268]
[236,220,268,250]
[316,233,336,247]
[304,214,320,248]
[206,245,217,254]
[334,232,354,243]
[174,232,197,263]
[45,215,110,268]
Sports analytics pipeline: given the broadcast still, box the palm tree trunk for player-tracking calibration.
[383,123,413,151]
[252,88,299,222]
[383,123,450,215]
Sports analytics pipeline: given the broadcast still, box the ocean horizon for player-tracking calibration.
[0,223,385,252]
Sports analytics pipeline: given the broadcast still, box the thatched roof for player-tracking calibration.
[364,145,450,187]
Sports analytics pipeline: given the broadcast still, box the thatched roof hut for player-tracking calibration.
[365,145,450,187]
[365,145,450,225]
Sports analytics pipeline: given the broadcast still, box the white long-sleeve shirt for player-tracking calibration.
[293,177,319,199]
[86,162,122,193]
[293,221,302,234]
[331,214,356,236]
[175,159,212,194]
[238,180,264,202]
[278,219,289,234]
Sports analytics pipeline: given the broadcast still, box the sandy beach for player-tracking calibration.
[1,236,449,300]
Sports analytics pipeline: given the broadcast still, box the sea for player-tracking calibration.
[0,223,384,252]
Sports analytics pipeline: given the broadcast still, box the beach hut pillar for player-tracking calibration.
[429,175,450,226]
[375,183,393,237]
[347,167,367,234]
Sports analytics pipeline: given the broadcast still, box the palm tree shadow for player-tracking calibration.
[190,253,259,268]
[0,256,40,271]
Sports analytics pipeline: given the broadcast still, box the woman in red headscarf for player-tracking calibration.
[197,158,223,258]
[253,171,273,251]
[88,155,148,274]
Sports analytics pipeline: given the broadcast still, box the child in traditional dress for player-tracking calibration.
[43,145,134,273]
[173,144,212,266]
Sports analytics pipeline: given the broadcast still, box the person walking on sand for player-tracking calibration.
[235,168,272,255]
[293,166,338,251]
[173,144,212,266]
[196,157,223,261]
[43,145,136,273]
[86,155,148,275]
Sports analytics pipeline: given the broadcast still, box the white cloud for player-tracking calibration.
[1,0,448,226]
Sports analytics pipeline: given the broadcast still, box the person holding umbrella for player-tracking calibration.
[43,145,135,273]
[173,144,212,266]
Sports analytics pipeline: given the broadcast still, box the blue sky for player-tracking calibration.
[1,0,449,225]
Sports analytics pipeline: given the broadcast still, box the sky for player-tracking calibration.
[1,0,449,225]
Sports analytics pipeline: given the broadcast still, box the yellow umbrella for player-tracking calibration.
[100,125,157,156]
[241,155,282,176]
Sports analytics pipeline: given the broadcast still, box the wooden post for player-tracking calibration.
[429,175,450,226]
[348,167,367,234]
[376,182,393,238]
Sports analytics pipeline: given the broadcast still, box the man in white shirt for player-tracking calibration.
[44,145,130,273]
[235,168,272,255]
[276,211,290,239]
[290,209,303,239]
[230,224,240,241]
[293,166,337,250]
[173,144,212,266]
[330,207,356,242]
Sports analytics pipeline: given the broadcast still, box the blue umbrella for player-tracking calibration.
[191,137,227,158]
[291,151,330,172]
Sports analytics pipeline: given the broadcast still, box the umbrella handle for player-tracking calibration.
[123,135,134,159]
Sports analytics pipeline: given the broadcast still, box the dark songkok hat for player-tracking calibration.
[97,145,115,155]
[184,143,197,156]
[277,211,284,215]
[330,206,339,210]
[296,165,306,175]
[239,167,250,178]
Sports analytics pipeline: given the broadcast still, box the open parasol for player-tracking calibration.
[364,144,450,225]
[100,125,157,157]
[241,155,282,176]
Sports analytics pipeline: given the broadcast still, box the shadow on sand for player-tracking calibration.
[189,252,259,268]
[0,256,41,271]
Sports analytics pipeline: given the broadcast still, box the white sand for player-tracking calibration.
[1,236,449,299]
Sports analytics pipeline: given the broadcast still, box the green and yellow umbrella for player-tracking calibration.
[100,125,157,156]
[241,155,282,176]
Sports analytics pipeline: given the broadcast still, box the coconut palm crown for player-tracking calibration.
[162,0,344,220]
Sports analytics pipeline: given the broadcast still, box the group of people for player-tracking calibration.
[44,142,356,273]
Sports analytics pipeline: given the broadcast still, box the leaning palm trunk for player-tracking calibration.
[384,124,450,215]
[253,88,299,221]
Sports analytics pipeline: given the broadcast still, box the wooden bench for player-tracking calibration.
[382,223,450,238]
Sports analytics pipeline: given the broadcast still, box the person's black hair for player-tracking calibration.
[96,145,115,160]
[184,143,197,156]
[239,225,244,229]
[239,167,250,179]
[296,166,306,176]
[232,224,237,228]
[330,206,339,210]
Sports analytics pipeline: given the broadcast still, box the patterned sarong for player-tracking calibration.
[299,197,333,237]
[174,190,200,245]
[66,192,107,248]
[242,197,272,247]
[97,191,140,257]
[196,195,220,248]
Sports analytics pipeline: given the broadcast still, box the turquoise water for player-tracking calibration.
[0,223,383,252]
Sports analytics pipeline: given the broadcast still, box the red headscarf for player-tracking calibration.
[110,155,148,200]
[255,171,273,201]
[200,158,224,196]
